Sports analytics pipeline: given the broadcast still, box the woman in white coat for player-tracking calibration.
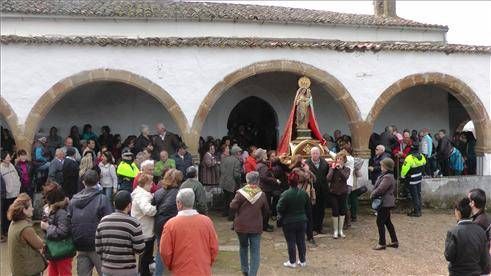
[131,173,157,276]
[1,151,21,241]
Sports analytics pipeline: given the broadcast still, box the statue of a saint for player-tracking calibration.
[277,76,326,155]
[295,87,312,130]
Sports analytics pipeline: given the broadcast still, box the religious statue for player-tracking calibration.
[277,76,326,156]
[295,87,312,130]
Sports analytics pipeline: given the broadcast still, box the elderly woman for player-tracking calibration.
[277,171,310,268]
[201,143,219,187]
[370,158,398,250]
[326,152,351,239]
[132,160,159,193]
[131,173,157,276]
[230,171,269,276]
[7,193,46,276]
[153,169,183,276]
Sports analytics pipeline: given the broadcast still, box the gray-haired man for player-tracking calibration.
[160,188,218,276]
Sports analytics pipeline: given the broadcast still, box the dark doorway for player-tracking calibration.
[227,96,278,150]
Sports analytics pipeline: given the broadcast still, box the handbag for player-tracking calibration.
[45,237,76,260]
[371,196,384,211]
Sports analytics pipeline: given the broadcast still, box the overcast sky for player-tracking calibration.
[218,1,491,45]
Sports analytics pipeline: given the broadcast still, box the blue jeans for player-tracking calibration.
[408,183,422,213]
[102,187,113,200]
[237,233,261,276]
[155,237,165,276]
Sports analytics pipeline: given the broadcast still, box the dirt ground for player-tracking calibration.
[0,207,455,276]
[212,207,454,276]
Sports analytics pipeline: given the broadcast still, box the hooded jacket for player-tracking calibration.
[68,186,113,251]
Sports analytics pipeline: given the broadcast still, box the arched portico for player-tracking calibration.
[366,73,491,173]
[22,69,188,153]
[0,96,23,149]
[367,73,490,153]
[189,60,364,155]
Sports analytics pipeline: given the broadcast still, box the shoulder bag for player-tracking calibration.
[45,237,76,260]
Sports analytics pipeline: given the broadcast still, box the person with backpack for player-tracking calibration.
[400,142,426,217]
[68,170,113,276]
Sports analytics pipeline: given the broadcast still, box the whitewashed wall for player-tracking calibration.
[38,82,179,138]
[373,86,451,135]
[1,45,489,127]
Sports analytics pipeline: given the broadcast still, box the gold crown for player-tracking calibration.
[298,76,311,89]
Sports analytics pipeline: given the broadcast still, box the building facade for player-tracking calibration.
[1,0,490,175]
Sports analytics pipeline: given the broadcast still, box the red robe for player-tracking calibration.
[277,100,325,155]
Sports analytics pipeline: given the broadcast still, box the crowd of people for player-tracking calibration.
[0,122,487,276]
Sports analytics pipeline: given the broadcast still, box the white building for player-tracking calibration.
[1,0,490,175]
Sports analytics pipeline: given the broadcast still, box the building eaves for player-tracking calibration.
[0,0,449,32]
[1,35,489,54]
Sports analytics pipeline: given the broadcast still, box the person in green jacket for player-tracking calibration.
[277,170,311,268]
[401,143,426,217]
[154,150,176,180]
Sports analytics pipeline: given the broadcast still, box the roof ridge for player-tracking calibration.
[0,0,449,31]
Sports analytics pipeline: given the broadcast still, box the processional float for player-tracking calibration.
[277,76,327,159]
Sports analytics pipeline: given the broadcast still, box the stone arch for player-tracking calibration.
[0,96,23,147]
[23,69,188,150]
[190,60,363,155]
[366,72,491,155]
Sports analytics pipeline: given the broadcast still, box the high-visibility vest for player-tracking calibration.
[117,161,139,179]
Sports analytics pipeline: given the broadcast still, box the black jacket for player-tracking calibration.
[134,134,152,155]
[63,158,79,198]
[152,132,180,158]
[152,187,179,238]
[437,136,454,160]
[172,152,193,177]
[306,158,329,198]
[369,152,390,185]
[68,187,113,251]
[445,220,489,276]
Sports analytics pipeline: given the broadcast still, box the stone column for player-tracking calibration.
[475,120,491,176]
[349,120,372,187]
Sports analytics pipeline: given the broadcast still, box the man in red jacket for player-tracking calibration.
[161,188,218,276]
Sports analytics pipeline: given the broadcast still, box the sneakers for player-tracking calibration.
[297,261,307,267]
[283,261,296,268]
